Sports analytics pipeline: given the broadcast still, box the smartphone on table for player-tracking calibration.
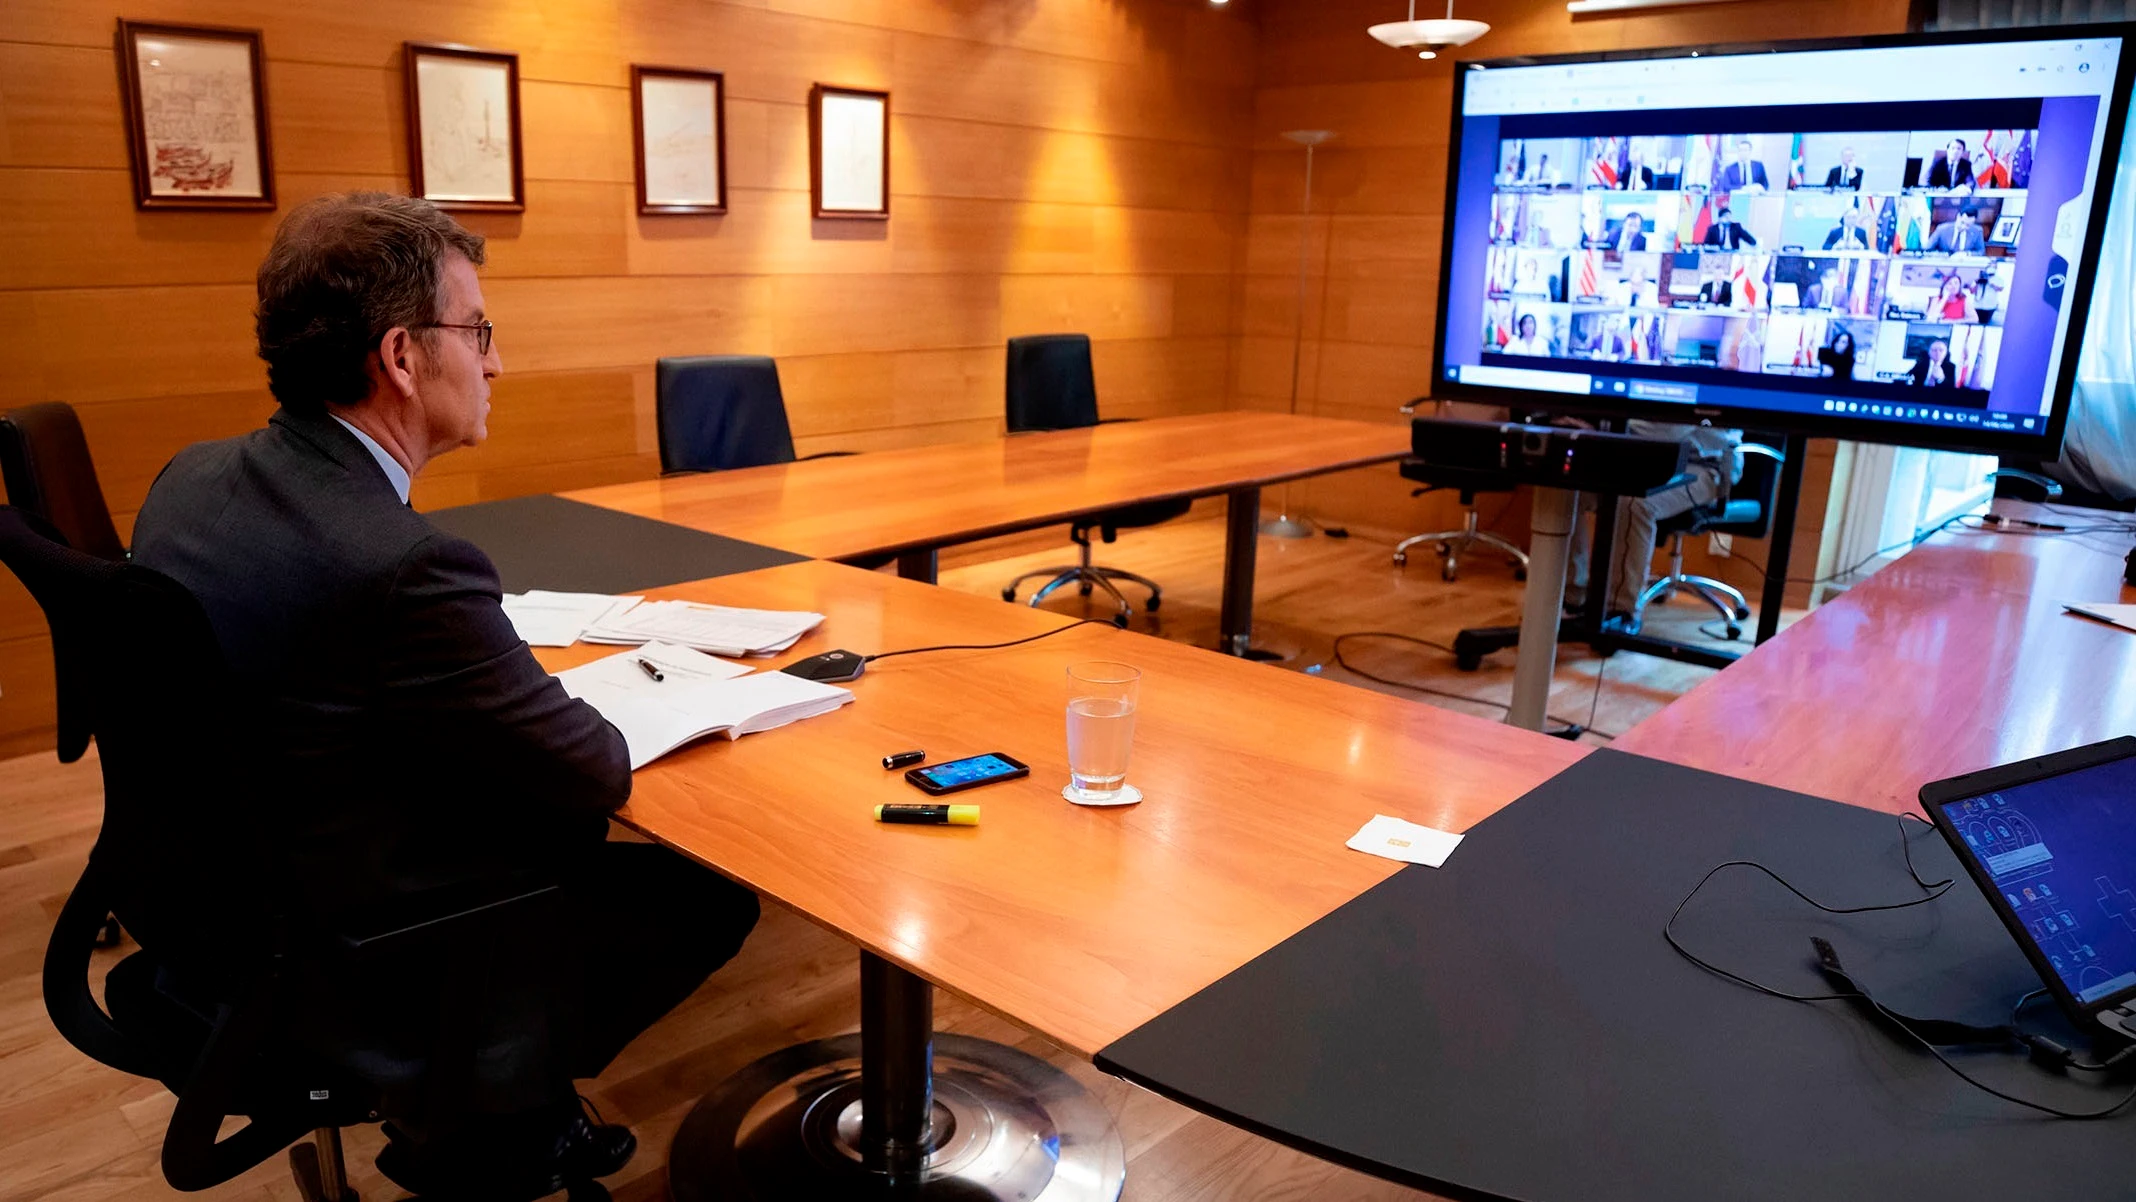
[905,752,1030,796]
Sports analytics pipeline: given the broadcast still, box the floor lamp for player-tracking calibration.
[1261,129,1335,539]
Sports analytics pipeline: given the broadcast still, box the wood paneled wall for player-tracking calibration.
[1237,0,1907,595]
[0,0,1256,755]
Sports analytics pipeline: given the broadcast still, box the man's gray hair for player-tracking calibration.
[255,192,486,412]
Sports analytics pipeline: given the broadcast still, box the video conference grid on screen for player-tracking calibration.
[1441,36,2126,440]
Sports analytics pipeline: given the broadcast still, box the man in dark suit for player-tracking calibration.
[1613,211,1649,252]
[1702,205,1758,250]
[1718,139,1770,192]
[1822,146,1864,189]
[1909,339,1959,388]
[131,193,758,1197]
[1926,206,1988,253]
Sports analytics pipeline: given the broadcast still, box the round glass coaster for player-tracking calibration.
[1063,783,1143,808]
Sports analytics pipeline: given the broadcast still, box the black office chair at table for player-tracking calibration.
[998,333,1190,626]
[1638,437,1785,640]
[655,354,857,474]
[0,506,609,1202]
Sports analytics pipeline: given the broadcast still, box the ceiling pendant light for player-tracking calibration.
[1368,0,1490,58]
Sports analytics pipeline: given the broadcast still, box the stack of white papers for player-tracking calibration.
[2064,602,2136,634]
[500,591,643,647]
[582,600,826,656]
[556,641,853,769]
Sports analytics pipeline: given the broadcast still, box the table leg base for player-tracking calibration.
[1257,515,1314,539]
[669,1033,1125,1201]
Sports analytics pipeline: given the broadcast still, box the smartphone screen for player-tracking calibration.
[908,753,1029,794]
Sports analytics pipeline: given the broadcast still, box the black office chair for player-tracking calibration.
[1392,460,1528,581]
[4,403,130,946]
[0,402,127,566]
[998,334,1189,625]
[1,507,608,1202]
[655,354,866,475]
[1639,438,1785,640]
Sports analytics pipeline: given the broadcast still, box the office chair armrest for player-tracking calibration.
[1737,443,1785,463]
[43,861,165,1079]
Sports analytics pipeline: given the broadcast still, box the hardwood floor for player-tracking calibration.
[0,517,1777,1201]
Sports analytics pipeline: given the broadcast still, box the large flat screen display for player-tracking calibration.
[1434,28,2133,455]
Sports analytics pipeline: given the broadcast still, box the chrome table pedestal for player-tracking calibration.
[670,952,1125,1200]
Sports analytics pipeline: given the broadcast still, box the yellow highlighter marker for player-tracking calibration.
[875,804,980,826]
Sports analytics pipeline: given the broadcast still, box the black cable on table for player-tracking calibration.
[863,618,1114,664]
[1665,814,2136,1119]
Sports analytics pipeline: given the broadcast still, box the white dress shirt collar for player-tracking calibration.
[329,414,412,504]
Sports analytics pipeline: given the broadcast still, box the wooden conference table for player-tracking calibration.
[1616,505,2136,813]
[565,410,1409,655]
[533,560,1586,1198]
[514,423,2132,1200]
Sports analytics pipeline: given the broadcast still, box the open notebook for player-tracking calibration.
[555,641,853,769]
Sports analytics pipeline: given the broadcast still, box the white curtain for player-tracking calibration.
[2061,107,2136,499]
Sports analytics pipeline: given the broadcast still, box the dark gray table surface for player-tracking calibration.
[1097,749,2132,1202]
[426,493,808,594]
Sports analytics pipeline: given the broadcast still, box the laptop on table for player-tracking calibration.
[1922,736,2136,1046]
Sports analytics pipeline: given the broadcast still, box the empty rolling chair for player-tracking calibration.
[998,334,1189,626]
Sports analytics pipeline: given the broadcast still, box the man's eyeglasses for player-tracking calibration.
[421,319,494,356]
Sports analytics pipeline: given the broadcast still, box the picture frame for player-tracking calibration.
[115,20,275,210]
[809,84,890,220]
[632,66,727,215]
[404,42,524,212]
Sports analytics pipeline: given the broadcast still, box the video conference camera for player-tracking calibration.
[1410,417,1692,496]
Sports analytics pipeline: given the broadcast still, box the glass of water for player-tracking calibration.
[1065,662,1141,805]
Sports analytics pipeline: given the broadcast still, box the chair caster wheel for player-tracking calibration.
[1733,605,1751,621]
[1724,624,1742,641]
[1393,552,1408,567]
[1441,560,1459,582]
[1001,588,1017,601]
[1111,613,1130,629]
[1455,653,1483,671]
[1512,566,1528,582]
[1145,595,1161,611]
[1079,582,1094,597]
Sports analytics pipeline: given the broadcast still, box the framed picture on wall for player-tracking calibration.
[809,84,889,219]
[116,20,275,209]
[404,43,523,211]
[632,66,726,215]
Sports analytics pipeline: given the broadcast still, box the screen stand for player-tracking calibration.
[1455,432,1811,679]
[1507,487,1577,731]
[1753,433,1809,645]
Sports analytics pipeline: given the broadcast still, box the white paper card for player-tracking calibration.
[2064,602,2136,633]
[1346,815,1465,868]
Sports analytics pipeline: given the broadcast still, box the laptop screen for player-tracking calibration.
[1935,752,2136,1006]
